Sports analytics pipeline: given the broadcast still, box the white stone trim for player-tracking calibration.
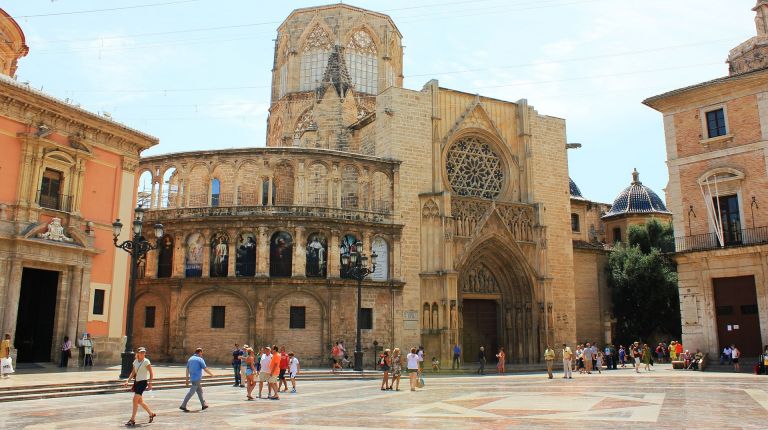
[699,103,729,140]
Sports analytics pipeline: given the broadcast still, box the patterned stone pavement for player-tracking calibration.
[2,366,767,429]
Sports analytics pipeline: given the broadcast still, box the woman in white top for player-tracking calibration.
[731,345,741,372]
[123,347,156,426]
[406,347,421,391]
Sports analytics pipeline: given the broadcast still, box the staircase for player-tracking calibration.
[0,371,380,403]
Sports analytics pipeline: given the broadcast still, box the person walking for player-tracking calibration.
[268,344,281,400]
[618,345,626,367]
[731,345,741,372]
[452,344,461,370]
[60,336,72,368]
[406,347,421,391]
[82,334,94,367]
[331,342,342,373]
[642,344,652,371]
[258,346,272,398]
[389,348,402,391]
[583,342,593,374]
[496,347,506,374]
[561,343,573,379]
[477,346,486,375]
[380,349,391,390]
[278,346,289,393]
[244,348,257,400]
[595,351,603,374]
[232,343,244,387]
[123,347,156,426]
[632,342,641,373]
[180,348,214,412]
[1,333,12,378]
[544,345,555,379]
[288,351,300,393]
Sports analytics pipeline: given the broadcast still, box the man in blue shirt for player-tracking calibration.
[452,344,461,369]
[180,348,214,412]
[232,343,244,387]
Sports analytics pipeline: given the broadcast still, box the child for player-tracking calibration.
[431,357,440,372]
[595,351,603,374]
[288,352,300,393]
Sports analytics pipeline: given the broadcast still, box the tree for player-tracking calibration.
[608,219,680,346]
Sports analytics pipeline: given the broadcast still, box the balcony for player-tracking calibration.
[36,190,73,212]
[674,226,768,253]
[144,203,394,224]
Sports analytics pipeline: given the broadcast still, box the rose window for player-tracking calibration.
[446,137,504,199]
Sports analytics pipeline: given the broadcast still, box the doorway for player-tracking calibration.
[462,299,498,363]
[15,268,59,363]
[713,276,762,357]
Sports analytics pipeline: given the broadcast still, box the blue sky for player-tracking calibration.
[5,0,754,204]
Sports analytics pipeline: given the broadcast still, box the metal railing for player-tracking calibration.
[675,226,768,252]
[36,190,73,212]
[145,204,394,224]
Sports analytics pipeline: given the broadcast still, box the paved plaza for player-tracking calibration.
[1,365,767,429]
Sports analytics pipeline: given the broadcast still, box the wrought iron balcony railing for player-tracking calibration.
[674,226,768,252]
[36,190,73,212]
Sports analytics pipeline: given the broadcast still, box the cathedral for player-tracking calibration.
[130,4,671,365]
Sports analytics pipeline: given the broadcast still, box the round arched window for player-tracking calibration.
[445,136,504,199]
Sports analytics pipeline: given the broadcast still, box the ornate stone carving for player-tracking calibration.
[452,198,490,237]
[38,218,74,243]
[421,199,439,218]
[303,24,333,52]
[446,136,503,199]
[460,264,499,294]
[495,203,535,242]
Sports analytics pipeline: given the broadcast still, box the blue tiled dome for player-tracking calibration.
[569,178,583,198]
[602,169,670,219]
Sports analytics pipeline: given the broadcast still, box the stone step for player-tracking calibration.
[0,372,381,403]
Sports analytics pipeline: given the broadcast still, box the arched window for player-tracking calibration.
[308,163,328,206]
[236,232,257,277]
[270,231,293,277]
[345,30,378,94]
[157,235,174,278]
[305,233,328,278]
[571,213,580,232]
[137,171,153,208]
[339,234,359,279]
[185,233,205,277]
[341,166,359,209]
[210,232,229,277]
[300,25,332,91]
[211,178,221,207]
[293,109,314,146]
[161,167,178,208]
[371,237,388,281]
[273,162,294,205]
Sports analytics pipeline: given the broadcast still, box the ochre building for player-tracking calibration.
[645,0,768,359]
[0,9,158,365]
[134,4,665,365]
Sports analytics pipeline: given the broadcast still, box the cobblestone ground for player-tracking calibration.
[2,366,767,429]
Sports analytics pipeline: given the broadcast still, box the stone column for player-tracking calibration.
[267,177,274,206]
[328,232,340,278]
[392,235,402,281]
[228,230,237,277]
[2,260,23,340]
[257,226,269,276]
[66,267,83,366]
[202,232,211,278]
[173,233,184,278]
[258,177,265,206]
[293,226,306,277]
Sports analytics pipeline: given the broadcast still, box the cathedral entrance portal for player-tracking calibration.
[461,299,498,363]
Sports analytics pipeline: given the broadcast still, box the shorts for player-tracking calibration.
[246,368,253,377]
[381,364,390,372]
[258,372,270,382]
[133,380,148,395]
[279,369,287,380]
[289,371,297,379]
[733,358,739,364]
[268,375,278,384]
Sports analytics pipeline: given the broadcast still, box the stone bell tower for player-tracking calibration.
[265,4,403,153]
[728,0,768,75]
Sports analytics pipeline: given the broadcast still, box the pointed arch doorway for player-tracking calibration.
[458,240,540,365]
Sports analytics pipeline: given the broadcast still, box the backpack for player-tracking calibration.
[332,345,340,357]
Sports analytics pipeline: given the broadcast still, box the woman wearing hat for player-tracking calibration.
[123,347,156,426]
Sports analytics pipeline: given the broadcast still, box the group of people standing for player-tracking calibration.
[377,346,424,391]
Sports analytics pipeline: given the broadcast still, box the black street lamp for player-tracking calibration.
[341,241,377,372]
[112,206,163,379]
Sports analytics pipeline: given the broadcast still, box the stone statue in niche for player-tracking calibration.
[38,218,73,243]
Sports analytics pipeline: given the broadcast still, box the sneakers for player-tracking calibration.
[179,407,189,412]
[290,388,296,393]
[201,404,209,410]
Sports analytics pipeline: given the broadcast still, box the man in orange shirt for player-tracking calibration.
[268,344,281,400]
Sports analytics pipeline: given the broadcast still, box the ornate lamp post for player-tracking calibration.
[112,206,163,378]
[341,241,377,371]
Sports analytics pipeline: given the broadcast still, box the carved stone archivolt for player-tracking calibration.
[460,264,499,294]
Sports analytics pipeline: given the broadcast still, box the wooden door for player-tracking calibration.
[713,276,762,357]
[462,299,498,363]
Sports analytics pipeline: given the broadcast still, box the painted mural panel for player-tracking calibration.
[305,233,327,278]
[185,233,205,277]
[371,237,388,281]
[270,231,293,277]
[210,232,229,277]
[236,232,257,277]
